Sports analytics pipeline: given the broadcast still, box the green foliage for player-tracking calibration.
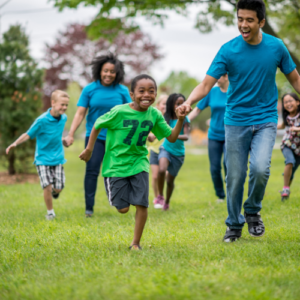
[0,25,43,174]
[1,145,300,299]
[159,71,210,131]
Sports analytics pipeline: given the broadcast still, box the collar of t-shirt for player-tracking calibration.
[47,108,62,121]
[287,112,300,120]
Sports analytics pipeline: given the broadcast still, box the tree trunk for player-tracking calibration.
[8,152,16,175]
[263,16,300,73]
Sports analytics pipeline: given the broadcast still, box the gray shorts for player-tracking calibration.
[104,171,149,210]
[149,150,159,165]
[158,147,184,177]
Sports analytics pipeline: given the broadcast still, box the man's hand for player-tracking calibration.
[79,149,92,162]
[175,105,190,120]
[178,103,192,115]
[64,135,74,147]
[6,143,17,155]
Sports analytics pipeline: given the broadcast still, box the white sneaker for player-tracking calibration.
[45,214,55,220]
[216,199,225,203]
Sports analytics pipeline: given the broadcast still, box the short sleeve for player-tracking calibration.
[197,93,210,110]
[207,45,228,79]
[77,86,90,108]
[279,41,296,75]
[121,87,132,104]
[26,119,41,139]
[151,112,172,141]
[94,107,119,130]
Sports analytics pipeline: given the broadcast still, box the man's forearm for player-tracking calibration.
[186,75,217,106]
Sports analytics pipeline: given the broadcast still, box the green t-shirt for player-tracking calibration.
[95,104,173,178]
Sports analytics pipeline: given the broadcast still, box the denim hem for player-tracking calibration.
[85,210,93,214]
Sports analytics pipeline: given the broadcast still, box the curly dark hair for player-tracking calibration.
[130,74,157,92]
[282,93,300,126]
[237,0,265,22]
[91,52,125,85]
[164,93,186,124]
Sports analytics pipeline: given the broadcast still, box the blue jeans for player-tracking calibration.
[225,122,277,229]
[84,137,106,214]
[282,146,300,181]
[208,139,226,199]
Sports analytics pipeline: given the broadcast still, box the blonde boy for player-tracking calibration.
[6,90,69,220]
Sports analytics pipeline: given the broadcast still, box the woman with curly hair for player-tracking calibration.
[64,53,131,217]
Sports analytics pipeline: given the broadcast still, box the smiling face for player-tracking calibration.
[100,62,116,86]
[130,79,157,112]
[237,9,265,45]
[283,95,300,115]
[51,94,69,115]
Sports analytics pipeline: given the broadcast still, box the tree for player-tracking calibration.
[43,23,163,109]
[0,25,43,174]
[50,0,300,72]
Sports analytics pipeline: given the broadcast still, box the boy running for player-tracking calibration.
[6,90,69,220]
[180,0,300,242]
[79,74,188,250]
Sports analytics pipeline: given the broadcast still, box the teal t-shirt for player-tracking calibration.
[95,104,173,178]
[27,108,67,166]
[162,117,190,157]
[77,80,132,140]
[207,33,296,126]
[197,86,226,141]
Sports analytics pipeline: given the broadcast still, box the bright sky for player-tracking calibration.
[0,0,238,83]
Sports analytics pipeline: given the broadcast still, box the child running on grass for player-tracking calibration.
[156,93,190,211]
[147,94,168,208]
[277,93,300,201]
[6,90,69,220]
[79,75,188,250]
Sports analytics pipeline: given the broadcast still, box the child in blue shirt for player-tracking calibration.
[156,93,190,211]
[6,90,69,220]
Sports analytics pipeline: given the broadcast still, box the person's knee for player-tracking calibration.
[158,167,167,175]
[210,165,221,177]
[53,188,62,193]
[118,207,130,214]
[251,163,269,179]
[166,178,174,187]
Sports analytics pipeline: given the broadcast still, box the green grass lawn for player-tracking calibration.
[1,143,300,300]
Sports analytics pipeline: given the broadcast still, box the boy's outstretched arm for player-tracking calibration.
[166,108,189,143]
[180,75,217,114]
[6,133,30,154]
[79,126,101,162]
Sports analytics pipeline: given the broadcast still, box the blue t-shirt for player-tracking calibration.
[27,108,67,166]
[162,117,190,156]
[197,86,226,141]
[77,80,132,140]
[207,33,296,126]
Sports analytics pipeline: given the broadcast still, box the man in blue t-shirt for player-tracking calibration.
[6,90,69,221]
[180,0,300,242]
[189,74,228,202]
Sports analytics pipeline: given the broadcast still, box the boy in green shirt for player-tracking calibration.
[79,74,188,250]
